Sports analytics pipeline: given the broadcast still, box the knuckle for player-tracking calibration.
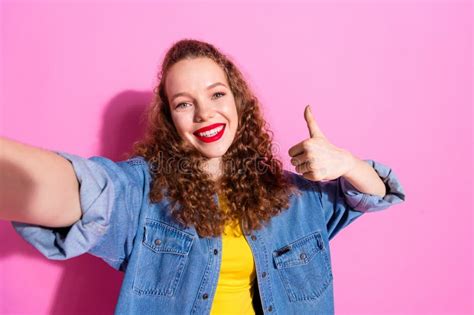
[308,138,318,147]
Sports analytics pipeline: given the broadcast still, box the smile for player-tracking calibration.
[193,123,226,143]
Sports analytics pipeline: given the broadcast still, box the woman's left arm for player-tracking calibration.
[341,155,386,197]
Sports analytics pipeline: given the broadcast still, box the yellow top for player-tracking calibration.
[209,194,257,315]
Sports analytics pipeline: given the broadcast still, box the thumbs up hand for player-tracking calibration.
[288,105,356,182]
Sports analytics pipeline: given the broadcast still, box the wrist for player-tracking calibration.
[342,151,361,179]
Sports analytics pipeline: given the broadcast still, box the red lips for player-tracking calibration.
[193,123,225,135]
[193,123,226,143]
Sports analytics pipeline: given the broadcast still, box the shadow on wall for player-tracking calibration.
[2,90,153,315]
[98,90,152,161]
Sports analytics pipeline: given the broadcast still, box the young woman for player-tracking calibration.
[2,39,405,314]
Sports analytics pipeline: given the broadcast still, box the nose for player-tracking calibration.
[194,103,215,122]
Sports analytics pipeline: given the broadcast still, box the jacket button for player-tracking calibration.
[268,305,273,312]
[261,272,267,278]
[214,249,218,255]
[300,252,307,260]
[251,235,257,241]
[154,239,161,245]
[202,293,208,299]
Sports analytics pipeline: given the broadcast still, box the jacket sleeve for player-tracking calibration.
[10,151,148,272]
[315,159,406,241]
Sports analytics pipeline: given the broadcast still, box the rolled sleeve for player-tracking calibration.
[11,151,147,271]
[340,159,406,212]
[317,159,405,240]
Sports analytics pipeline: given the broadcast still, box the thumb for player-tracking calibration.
[304,105,325,139]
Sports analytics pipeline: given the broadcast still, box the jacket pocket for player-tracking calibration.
[132,218,194,296]
[272,230,333,302]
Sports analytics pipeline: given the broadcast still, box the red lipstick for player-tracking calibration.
[193,123,226,143]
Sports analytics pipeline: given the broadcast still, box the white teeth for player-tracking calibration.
[198,125,224,137]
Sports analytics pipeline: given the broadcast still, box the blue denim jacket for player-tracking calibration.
[12,152,405,314]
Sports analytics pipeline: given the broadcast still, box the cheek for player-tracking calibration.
[171,115,191,136]
[229,105,239,128]
[224,100,238,123]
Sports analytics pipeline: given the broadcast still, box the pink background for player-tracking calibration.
[1,0,472,314]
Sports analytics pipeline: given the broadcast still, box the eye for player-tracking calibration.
[176,102,191,110]
[212,92,225,99]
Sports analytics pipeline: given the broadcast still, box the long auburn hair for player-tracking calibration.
[132,39,296,238]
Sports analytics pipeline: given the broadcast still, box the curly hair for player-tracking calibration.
[132,39,296,238]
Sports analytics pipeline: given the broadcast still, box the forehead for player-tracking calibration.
[165,57,228,93]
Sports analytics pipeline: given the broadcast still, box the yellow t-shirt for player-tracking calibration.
[209,194,257,315]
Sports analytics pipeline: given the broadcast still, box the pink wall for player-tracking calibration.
[1,1,472,314]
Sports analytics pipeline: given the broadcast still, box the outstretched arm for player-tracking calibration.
[0,136,82,227]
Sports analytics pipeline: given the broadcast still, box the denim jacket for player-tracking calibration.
[12,152,405,315]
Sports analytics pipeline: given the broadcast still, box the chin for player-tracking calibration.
[186,135,234,159]
[198,148,229,158]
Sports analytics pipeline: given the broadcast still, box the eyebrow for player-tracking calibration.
[170,82,228,102]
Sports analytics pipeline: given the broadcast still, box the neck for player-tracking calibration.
[202,157,223,183]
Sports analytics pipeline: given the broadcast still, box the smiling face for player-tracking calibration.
[165,57,239,159]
